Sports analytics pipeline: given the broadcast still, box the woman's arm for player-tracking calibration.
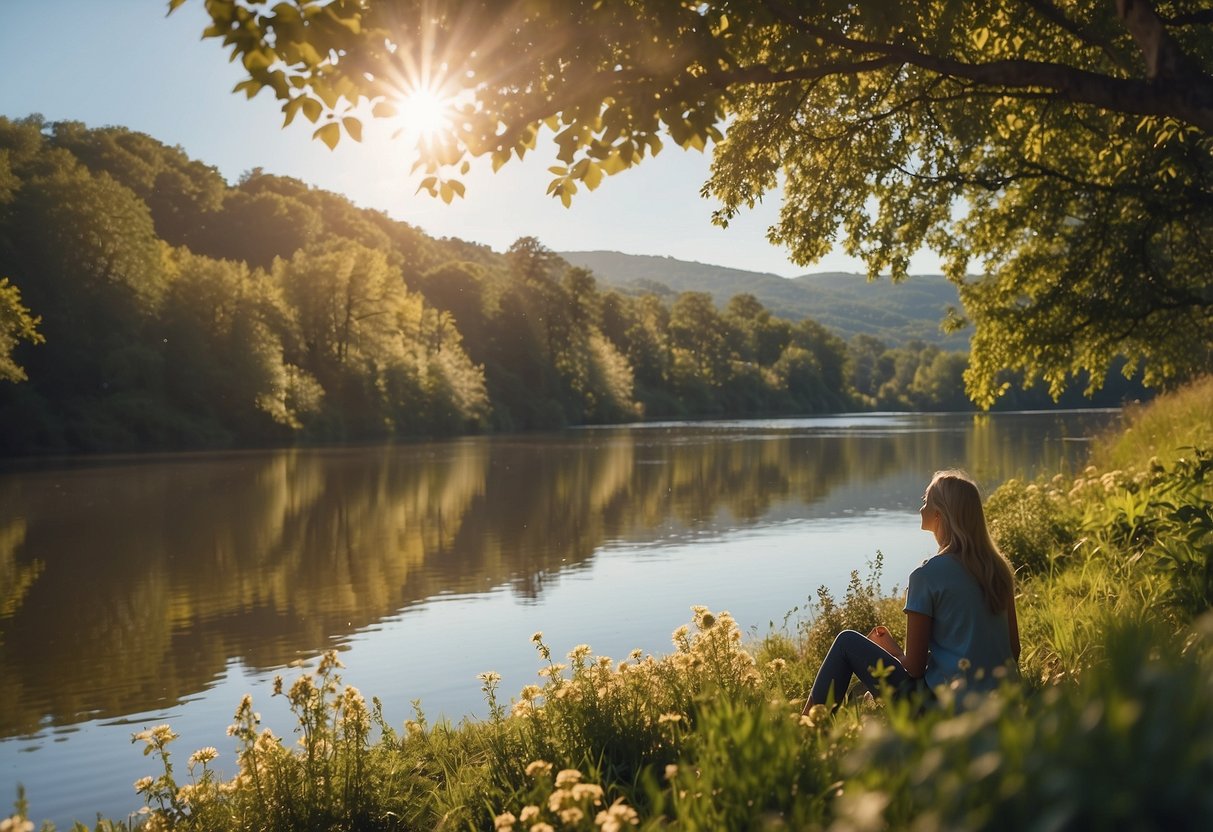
[867,613,931,679]
[901,611,931,678]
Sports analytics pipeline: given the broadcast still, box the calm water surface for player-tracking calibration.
[0,411,1120,827]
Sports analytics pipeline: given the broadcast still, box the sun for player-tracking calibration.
[394,84,454,143]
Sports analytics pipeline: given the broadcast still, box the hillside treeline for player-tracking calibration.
[0,117,1135,454]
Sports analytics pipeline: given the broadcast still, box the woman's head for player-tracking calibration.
[922,470,987,554]
[922,469,1015,612]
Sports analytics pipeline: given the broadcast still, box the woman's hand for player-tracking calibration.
[867,625,901,656]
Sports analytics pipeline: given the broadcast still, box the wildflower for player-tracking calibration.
[511,700,534,717]
[957,657,972,672]
[478,671,502,685]
[133,724,178,754]
[538,663,567,679]
[133,776,154,793]
[560,807,585,824]
[597,656,613,669]
[664,764,679,781]
[272,675,283,696]
[0,817,34,832]
[176,784,197,807]
[405,720,424,737]
[494,810,517,831]
[519,805,540,823]
[629,648,643,661]
[803,704,829,726]
[568,644,592,661]
[525,760,553,778]
[572,783,604,803]
[595,798,640,832]
[658,712,683,724]
[768,658,787,673]
[188,746,219,768]
[520,684,543,701]
[553,685,582,701]
[316,650,344,675]
[531,631,544,643]
[671,625,690,650]
[531,825,555,832]
[555,768,583,788]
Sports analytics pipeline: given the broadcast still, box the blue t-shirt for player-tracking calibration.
[904,554,1017,692]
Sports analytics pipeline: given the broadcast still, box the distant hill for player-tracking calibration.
[558,250,968,349]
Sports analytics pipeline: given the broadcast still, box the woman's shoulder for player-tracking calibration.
[911,553,966,581]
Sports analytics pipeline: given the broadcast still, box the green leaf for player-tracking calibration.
[372,100,398,119]
[301,98,322,123]
[583,161,604,191]
[282,96,305,127]
[233,79,262,100]
[315,122,341,150]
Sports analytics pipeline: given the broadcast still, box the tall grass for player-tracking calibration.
[1093,374,1213,469]
[8,377,1213,831]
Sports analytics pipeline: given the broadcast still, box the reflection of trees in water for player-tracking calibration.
[0,413,1114,736]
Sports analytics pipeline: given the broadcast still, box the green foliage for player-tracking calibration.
[986,477,1078,576]
[835,616,1213,831]
[0,277,42,383]
[1093,374,1213,470]
[179,0,1213,407]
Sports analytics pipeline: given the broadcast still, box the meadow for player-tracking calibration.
[6,378,1212,832]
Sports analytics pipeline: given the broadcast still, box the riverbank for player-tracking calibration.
[6,379,1211,831]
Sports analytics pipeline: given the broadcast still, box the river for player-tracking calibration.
[0,410,1119,827]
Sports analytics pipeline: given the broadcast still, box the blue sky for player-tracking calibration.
[0,0,941,277]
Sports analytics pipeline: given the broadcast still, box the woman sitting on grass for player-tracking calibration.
[804,470,1020,713]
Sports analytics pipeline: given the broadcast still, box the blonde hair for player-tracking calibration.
[925,470,1015,613]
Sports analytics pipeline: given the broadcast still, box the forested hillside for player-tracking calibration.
[558,251,968,349]
[0,117,1145,454]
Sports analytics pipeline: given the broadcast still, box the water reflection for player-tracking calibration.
[0,411,1117,740]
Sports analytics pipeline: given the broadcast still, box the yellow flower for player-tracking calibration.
[188,746,219,767]
[133,776,154,793]
[531,631,544,643]
[559,807,584,824]
[531,825,555,832]
[525,760,553,778]
[595,799,640,832]
[767,658,787,673]
[519,805,540,823]
[664,764,679,781]
[555,768,583,788]
[568,644,592,661]
[571,783,604,803]
[493,810,516,831]
[658,712,683,724]
[478,671,502,685]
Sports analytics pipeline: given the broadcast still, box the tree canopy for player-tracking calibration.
[176,0,1213,405]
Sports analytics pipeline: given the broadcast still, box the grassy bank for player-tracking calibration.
[9,379,1213,832]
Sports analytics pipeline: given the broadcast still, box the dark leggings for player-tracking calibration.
[808,630,917,710]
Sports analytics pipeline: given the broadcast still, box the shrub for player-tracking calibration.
[831,615,1213,831]
[986,476,1078,575]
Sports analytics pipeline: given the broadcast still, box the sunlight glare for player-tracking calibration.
[395,85,453,143]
